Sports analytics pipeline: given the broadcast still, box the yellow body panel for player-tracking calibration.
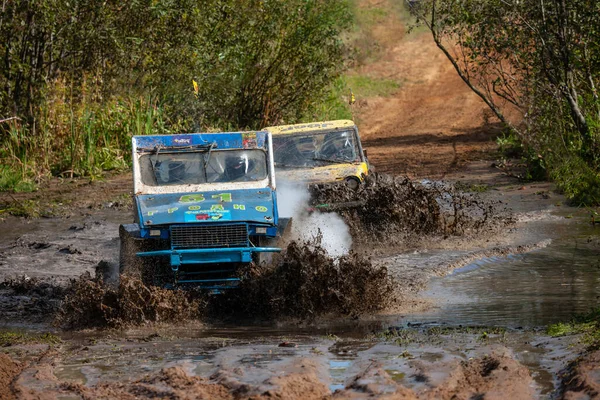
[275,162,369,184]
[264,120,369,185]
[264,120,355,136]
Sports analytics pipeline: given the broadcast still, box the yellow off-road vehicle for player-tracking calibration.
[264,120,370,189]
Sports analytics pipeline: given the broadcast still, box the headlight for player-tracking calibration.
[256,227,267,234]
[149,229,161,237]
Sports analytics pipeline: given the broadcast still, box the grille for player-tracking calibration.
[171,224,248,249]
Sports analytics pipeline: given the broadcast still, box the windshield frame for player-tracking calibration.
[132,137,275,195]
[272,125,365,169]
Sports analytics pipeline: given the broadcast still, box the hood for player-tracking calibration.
[137,188,276,226]
[275,163,367,184]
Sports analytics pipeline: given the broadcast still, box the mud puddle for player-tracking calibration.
[403,211,600,327]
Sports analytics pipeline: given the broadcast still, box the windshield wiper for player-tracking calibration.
[139,144,214,154]
[276,163,307,169]
[202,142,216,182]
[312,157,352,164]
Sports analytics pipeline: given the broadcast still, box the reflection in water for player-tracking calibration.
[408,238,600,327]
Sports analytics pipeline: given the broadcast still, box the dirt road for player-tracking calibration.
[353,1,496,178]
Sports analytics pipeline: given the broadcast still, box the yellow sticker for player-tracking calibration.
[211,204,225,211]
[168,207,178,214]
[255,206,268,213]
[233,204,246,210]
[212,193,232,202]
[180,194,205,203]
[188,205,201,210]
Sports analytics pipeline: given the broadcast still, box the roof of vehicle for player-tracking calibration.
[263,120,356,135]
[132,131,268,151]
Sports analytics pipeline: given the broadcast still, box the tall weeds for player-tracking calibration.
[0,86,174,190]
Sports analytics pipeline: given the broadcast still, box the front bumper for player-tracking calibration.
[137,246,281,267]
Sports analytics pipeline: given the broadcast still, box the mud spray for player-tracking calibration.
[277,181,352,257]
[309,173,512,247]
[50,240,396,329]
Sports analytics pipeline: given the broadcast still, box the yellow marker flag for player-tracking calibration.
[349,89,356,105]
[192,80,199,96]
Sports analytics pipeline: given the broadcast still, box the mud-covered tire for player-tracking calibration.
[254,218,293,266]
[119,224,171,286]
[119,225,141,275]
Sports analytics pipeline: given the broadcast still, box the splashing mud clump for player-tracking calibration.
[55,240,396,329]
[55,274,205,330]
[309,173,512,246]
[212,240,398,320]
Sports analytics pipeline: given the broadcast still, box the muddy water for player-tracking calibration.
[405,214,600,328]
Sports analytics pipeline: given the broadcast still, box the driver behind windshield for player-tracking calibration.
[319,131,356,161]
[222,154,253,182]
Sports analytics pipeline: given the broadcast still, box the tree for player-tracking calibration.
[409,0,600,202]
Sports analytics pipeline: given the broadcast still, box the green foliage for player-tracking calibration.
[303,77,353,122]
[190,0,352,129]
[0,0,352,190]
[496,132,523,159]
[416,0,600,204]
[549,156,600,206]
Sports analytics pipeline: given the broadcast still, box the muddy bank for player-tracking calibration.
[0,327,574,399]
[0,353,21,400]
[558,349,600,399]
[19,352,535,399]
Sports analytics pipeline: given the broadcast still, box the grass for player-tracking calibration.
[0,331,61,347]
[303,73,402,123]
[354,6,388,28]
[455,182,490,193]
[345,75,402,98]
[0,199,43,218]
[0,166,37,192]
[1,94,173,194]
[547,308,600,346]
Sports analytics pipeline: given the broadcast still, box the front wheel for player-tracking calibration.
[119,225,169,286]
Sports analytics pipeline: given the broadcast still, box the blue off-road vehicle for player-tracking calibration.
[119,131,283,289]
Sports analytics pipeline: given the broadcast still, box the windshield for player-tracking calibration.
[272,129,361,168]
[139,149,268,186]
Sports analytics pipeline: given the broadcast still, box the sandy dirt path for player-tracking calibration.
[352,1,497,178]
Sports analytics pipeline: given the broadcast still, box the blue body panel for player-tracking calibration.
[138,188,276,227]
[134,132,267,151]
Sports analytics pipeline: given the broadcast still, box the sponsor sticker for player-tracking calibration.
[184,209,232,222]
[173,135,192,146]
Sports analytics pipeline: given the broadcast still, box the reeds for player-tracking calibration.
[0,86,175,191]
